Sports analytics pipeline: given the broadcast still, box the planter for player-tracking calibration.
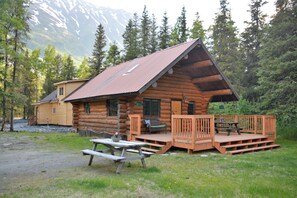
[111,135,121,142]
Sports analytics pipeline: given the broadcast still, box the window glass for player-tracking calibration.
[188,101,195,115]
[143,99,160,117]
[52,108,56,113]
[107,99,118,116]
[59,87,64,95]
[84,102,90,114]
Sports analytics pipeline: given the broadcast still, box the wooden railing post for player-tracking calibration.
[191,117,196,149]
[128,114,141,140]
[262,116,266,136]
[254,115,257,134]
[210,115,215,146]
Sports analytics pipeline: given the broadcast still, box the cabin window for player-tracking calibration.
[52,108,56,113]
[107,99,118,116]
[59,87,64,95]
[188,101,195,115]
[84,102,90,114]
[143,99,160,117]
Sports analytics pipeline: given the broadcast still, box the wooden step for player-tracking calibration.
[228,144,280,155]
[222,140,273,149]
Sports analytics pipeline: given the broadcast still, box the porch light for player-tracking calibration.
[152,82,158,88]
[183,54,189,60]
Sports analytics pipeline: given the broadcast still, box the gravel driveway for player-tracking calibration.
[3,119,76,133]
[0,121,86,195]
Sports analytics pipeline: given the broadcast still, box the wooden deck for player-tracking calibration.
[215,133,267,143]
[134,133,279,155]
[129,114,279,155]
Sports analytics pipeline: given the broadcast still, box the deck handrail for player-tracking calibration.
[215,115,276,140]
[128,114,141,140]
[171,115,215,149]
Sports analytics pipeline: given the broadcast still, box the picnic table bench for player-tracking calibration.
[215,122,242,136]
[81,138,154,174]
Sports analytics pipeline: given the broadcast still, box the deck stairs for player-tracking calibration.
[214,135,280,155]
[133,135,172,154]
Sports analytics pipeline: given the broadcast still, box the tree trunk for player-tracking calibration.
[10,30,18,132]
[1,33,9,131]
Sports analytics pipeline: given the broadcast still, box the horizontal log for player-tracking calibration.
[203,89,232,96]
[79,119,118,124]
[184,60,213,70]
[78,122,123,129]
[192,75,222,83]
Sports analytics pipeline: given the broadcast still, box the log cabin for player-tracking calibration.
[65,39,238,134]
[64,39,279,154]
[33,79,87,126]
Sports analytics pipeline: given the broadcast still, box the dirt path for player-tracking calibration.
[0,134,86,194]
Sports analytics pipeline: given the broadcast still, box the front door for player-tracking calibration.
[171,100,182,115]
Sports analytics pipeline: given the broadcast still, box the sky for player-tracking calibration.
[86,0,276,32]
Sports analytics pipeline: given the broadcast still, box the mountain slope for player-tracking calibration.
[28,0,132,58]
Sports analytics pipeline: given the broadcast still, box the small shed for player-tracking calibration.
[64,39,238,136]
[33,79,87,126]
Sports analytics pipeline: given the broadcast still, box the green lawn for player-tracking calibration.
[1,132,296,198]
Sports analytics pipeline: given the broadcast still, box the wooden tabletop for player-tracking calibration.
[90,138,146,148]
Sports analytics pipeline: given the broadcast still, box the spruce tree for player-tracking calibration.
[29,48,44,102]
[159,12,170,49]
[104,41,121,67]
[210,0,243,91]
[241,0,267,101]
[140,6,151,56]
[123,13,139,61]
[42,45,57,97]
[170,6,188,46]
[54,54,63,81]
[77,57,91,80]
[150,14,158,53]
[20,50,35,118]
[89,23,106,76]
[179,6,188,42]
[190,12,206,40]
[257,0,297,123]
[170,19,181,46]
[61,54,76,80]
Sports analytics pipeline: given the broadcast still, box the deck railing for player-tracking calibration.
[171,115,215,149]
[215,115,276,140]
[128,114,141,140]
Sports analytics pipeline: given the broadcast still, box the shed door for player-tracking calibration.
[171,100,182,115]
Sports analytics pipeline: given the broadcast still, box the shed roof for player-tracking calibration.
[39,90,57,104]
[65,39,239,102]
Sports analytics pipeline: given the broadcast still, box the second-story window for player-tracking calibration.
[59,87,64,96]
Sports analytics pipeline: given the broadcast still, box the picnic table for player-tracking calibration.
[215,122,242,136]
[81,138,153,174]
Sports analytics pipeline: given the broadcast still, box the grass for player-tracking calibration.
[1,132,297,198]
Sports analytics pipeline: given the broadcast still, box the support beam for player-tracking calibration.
[203,89,232,96]
[184,60,213,70]
[192,75,223,83]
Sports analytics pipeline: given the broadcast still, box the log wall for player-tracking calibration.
[72,66,212,136]
[127,66,211,133]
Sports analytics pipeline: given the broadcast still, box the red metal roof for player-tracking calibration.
[65,39,199,102]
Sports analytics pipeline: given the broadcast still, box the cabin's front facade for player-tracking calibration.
[65,39,278,154]
[66,39,236,135]
[33,79,87,126]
